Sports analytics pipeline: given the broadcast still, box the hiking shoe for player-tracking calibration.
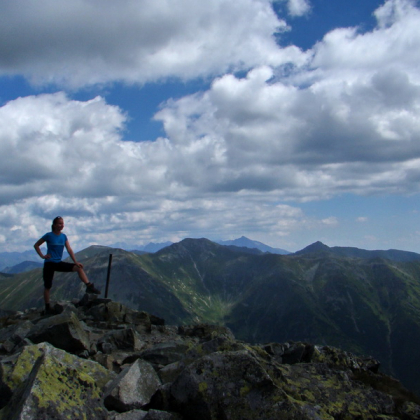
[86,283,101,294]
[41,306,55,316]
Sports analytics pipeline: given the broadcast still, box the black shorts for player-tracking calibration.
[43,261,75,289]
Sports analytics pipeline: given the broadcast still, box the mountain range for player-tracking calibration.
[215,236,290,254]
[0,238,420,397]
[0,249,42,272]
[0,236,286,273]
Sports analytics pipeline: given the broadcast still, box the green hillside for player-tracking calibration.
[1,239,420,396]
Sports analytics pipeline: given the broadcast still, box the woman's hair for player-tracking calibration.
[51,216,63,231]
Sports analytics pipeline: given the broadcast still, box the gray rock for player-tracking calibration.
[1,299,420,420]
[149,314,165,326]
[110,409,148,420]
[0,344,113,420]
[262,341,314,364]
[158,362,183,384]
[104,359,162,412]
[1,339,16,353]
[139,342,189,366]
[0,320,33,350]
[144,409,183,420]
[98,328,144,352]
[1,342,115,395]
[178,324,234,341]
[26,312,90,353]
[86,301,150,327]
[0,363,13,409]
[125,310,152,330]
[53,300,80,315]
[170,349,290,420]
[76,293,109,308]
[101,342,114,354]
[148,383,172,412]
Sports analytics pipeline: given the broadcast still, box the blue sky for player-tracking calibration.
[1,0,420,253]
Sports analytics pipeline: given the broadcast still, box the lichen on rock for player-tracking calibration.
[1,297,420,420]
[0,343,113,419]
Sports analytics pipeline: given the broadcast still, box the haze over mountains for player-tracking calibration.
[1,238,420,397]
[0,236,286,273]
[4,235,419,273]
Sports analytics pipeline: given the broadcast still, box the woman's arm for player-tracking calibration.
[65,240,83,267]
[34,238,50,260]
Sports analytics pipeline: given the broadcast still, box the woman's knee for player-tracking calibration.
[72,265,82,274]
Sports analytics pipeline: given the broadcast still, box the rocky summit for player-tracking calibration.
[1,296,420,420]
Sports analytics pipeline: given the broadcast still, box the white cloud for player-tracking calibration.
[286,0,311,17]
[1,0,420,251]
[309,1,420,78]
[0,193,306,252]
[374,0,416,28]
[0,0,301,87]
[320,217,339,226]
[0,92,308,250]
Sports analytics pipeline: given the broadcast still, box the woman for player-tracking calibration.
[34,216,100,314]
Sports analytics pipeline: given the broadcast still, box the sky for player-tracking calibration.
[1,0,420,254]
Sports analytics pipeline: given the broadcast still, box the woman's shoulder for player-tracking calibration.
[42,232,67,240]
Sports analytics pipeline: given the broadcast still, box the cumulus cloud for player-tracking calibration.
[1,193,306,252]
[0,92,307,249]
[1,0,420,251]
[0,0,303,87]
[285,0,311,17]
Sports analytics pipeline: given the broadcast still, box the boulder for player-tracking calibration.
[148,383,173,413]
[75,294,111,310]
[138,342,189,366]
[157,362,183,385]
[1,342,114,395]
[125,310,152,331]
[109,410,148,420]
[262,341,314,364]
[0,343,114,420]
[86,301,127,323]
[0,320,33,354]
[169,349,297,420]
[144,409,183,420]
[0,364,13,409]
[183,335,246,363]
[98,328,144,353]
[108,410,182,420]
[312,344,381,372]
[149,314,165,326]
[276,362,397,419]
[104,359,162,412]
[52,300,81,315]
[1,300,420,420]
[153,336,245,385]
[26,312,90,353]
[178,324,234,341]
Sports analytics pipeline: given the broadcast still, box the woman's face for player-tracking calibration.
[53,218,64,232]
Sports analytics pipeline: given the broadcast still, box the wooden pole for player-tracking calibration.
[105,254,113,299]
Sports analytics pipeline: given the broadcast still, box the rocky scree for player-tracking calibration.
[0,295,419,420]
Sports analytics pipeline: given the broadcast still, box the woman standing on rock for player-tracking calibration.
[34,216,100,314]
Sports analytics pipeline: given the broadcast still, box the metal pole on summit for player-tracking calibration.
[105,254,113,299]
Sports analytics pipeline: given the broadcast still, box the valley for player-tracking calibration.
[1,238,420,396]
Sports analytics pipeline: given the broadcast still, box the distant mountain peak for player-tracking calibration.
[216,237,290,255]
[295,241,331,255]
